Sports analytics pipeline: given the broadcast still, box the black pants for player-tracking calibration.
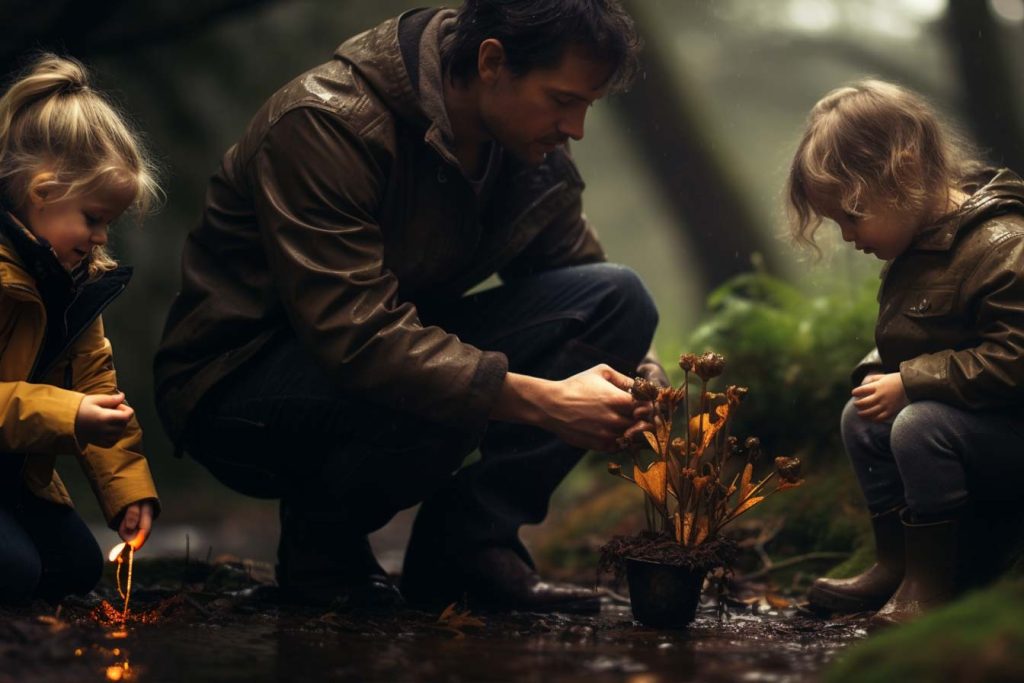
[0,486,103,604]
[185,263,658,567]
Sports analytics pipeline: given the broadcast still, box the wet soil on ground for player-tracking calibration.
[0,558,868,683]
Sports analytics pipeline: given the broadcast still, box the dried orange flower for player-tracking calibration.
[695,352,725,381]
[631,377,660,401]
[775,456,802,483]
[678,353,698,372]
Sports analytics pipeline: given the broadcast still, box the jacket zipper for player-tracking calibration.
[35,281,126,381]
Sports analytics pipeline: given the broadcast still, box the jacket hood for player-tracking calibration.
[334,8,460,164]
[915,167,1024,251]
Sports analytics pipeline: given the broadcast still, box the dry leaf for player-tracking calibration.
[437,602,485,638]
[694,516,709,545]
[643,431,660,455]
[634,461,668,509]
[729,495,765,520]
[739,463,754,500]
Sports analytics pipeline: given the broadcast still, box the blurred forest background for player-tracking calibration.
[1,0,1022,572]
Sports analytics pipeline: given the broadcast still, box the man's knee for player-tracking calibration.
[592,263,658,331]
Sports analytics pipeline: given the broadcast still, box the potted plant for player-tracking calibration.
[600,352,804,628]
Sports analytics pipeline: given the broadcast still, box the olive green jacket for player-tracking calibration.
[853,168,1024,412]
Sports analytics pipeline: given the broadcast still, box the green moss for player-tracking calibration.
[825,581,1024,683]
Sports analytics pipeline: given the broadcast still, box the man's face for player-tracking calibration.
[478,45,612,165]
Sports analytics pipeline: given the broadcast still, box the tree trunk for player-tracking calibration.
[612,0,782,290]
[946,0,1024,172]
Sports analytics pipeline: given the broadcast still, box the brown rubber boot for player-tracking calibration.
[807,507,904,613]
[870,512,959,628]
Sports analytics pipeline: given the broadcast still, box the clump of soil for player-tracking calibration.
[599,531,737,584]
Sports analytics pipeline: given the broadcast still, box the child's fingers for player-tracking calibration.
[851,383,875,398]
[139,504,153,533]
[857,403,886,420]
[852,394,877,409]
[122,504,140,532]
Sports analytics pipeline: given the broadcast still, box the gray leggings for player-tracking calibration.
[841,399,1024,516]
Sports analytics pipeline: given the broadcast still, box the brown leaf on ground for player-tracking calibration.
[437,603,486,639]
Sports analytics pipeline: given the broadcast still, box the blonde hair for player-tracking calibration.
[0,53,161,277]
[786,79,974,256]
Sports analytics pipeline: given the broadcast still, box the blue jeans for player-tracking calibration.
[0,487,103,604]
[841,398,1024,516]
[184,263,658,565]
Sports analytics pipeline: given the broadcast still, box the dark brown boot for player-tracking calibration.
[870,512,959,628]
[807,507,903,613]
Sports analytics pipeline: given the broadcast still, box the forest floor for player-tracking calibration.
[0,555,869,683]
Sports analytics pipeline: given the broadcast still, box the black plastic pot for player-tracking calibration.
[625,557,707,628]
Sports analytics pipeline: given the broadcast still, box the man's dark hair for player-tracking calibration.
[443,0,641,93]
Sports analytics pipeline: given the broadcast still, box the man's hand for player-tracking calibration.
[75,392,133,448]
[492,365,636,451]
[118,500,154,549]
[852,372,908,422]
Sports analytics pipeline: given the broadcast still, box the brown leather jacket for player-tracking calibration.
[853,168,1024,412]
[154,9,607,444]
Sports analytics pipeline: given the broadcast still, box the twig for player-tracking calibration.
[732,552,849,582]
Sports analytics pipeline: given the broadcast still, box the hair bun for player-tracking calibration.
[30,54,90,96]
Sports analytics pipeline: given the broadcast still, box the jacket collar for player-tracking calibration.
[335,8,468,170]
[911,168,1024,252]
[0,205,88,296]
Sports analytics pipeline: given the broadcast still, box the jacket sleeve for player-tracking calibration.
[250,107,508,431]
[70,316,160,529]
[852,348,884,387]
[900,234,1024,409]
[0,380,82,456]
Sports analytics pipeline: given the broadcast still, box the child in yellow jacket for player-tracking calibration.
[0,54,161,603]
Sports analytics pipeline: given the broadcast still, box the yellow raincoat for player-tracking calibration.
[0,220,159,529]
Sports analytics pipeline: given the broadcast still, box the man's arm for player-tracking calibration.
[491,366,638,452]
[251,107,508,433]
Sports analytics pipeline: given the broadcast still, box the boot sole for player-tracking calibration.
[806,584,889,614]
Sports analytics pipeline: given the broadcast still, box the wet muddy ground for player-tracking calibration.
[0,559,868,683]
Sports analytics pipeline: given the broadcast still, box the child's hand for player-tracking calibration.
[118,500,154,549]
[851,372,908,422]
[75,392,134,448]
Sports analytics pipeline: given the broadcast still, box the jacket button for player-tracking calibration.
[437,167,448,184]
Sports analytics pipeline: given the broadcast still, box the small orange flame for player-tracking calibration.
[105,660,131,681]
[108,542,126,563]
[128,528,148,551]
[106,540,137,623]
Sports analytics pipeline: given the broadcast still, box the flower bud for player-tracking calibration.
[774,456,802,483]
[678,353,698,373]
[630,377,660,402]
[695,352,725,381]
